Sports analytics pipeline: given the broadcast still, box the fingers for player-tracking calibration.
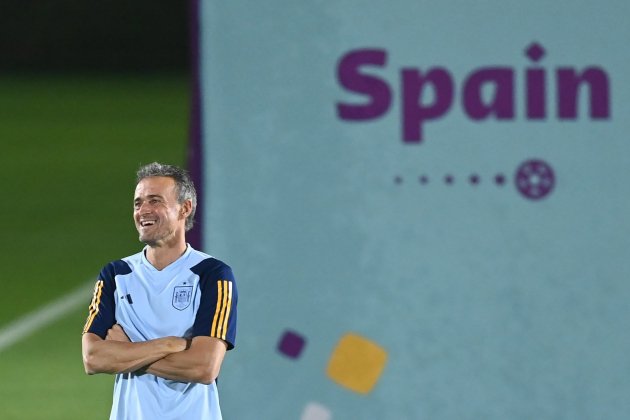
[105,324,130,342]
[106,327,117,340]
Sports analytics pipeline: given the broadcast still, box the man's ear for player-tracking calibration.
[180,199,193,218]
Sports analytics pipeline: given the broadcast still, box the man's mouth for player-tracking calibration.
[140,220,156,227]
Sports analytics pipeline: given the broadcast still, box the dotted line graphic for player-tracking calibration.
[394,159,555,200]
[395,173,507,186]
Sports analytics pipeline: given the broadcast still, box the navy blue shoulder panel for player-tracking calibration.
[191,258,238,350]
[82,259,131,338]
[190,257,231,277]
[101,259,133,280]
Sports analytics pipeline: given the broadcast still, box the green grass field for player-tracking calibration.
[0,73,189,419]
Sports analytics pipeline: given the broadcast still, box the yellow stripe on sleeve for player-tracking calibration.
[216,280,229,338]
[82,280,104,334]
[210,280,224,337]
[220,281,233,340]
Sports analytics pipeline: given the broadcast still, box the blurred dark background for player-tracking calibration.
[0,0,189,72]
[0,3,195,417]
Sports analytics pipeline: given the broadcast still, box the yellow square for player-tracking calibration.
[326,333,388,394]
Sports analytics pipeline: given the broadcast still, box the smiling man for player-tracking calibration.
[81,162,237,420]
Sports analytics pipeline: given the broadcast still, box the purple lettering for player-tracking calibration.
[526,69,546,119]
[557,67,610,119]
[524,43,547,119]
[336,49,392,120]
[401,68,453,143]
[335,44,612,144]
[462,68,514,119]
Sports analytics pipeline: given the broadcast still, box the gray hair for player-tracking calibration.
[136,162,197,231]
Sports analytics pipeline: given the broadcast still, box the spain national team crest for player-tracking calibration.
[172,286,193,311]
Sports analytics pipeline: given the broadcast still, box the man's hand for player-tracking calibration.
[106,324,131,342]
[143,336,227,384]
[83,329,187,375]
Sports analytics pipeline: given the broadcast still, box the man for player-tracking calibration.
[82,162,237,419]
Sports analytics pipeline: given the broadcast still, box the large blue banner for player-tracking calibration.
[195,1,630,418]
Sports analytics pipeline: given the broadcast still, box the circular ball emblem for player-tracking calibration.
[514,159,555,200]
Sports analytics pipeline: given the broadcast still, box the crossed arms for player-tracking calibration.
[82,325,227,385]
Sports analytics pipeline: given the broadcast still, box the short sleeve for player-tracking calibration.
[82,260,129,338]
[191,259,238,350]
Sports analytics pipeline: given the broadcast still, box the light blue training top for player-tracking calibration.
[83,245,238,420]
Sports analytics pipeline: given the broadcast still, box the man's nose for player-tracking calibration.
[137,201,151,214]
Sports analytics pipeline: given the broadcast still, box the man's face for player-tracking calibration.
[133,176,185,246]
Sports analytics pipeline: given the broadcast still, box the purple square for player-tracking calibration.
[277,330,306,359]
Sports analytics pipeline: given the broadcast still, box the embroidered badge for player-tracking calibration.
[172,286,193,310]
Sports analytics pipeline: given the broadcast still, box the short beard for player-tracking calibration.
[139,233,159,247]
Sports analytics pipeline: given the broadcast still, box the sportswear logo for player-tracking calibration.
[172,286,193,311]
